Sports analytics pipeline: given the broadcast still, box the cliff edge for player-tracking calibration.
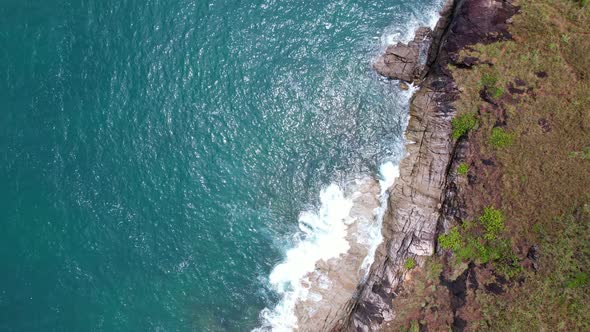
[333,0,519,330]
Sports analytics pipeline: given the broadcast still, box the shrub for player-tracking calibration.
[489,86,505,99]
[489,127,514,149]
[451,113,477,140]
[481,72,499,88]
[440,208,516,275]
[404,257,417,270]
[439,227,463,251]
[457,163,469,176]
[480,206,505,240]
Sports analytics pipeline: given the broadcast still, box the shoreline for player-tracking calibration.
[332,0,521,330]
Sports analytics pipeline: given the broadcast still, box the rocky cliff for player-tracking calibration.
[332,0,519,331]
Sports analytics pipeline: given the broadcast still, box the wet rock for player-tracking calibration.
[399,82,410,90]
[373,27,433,83]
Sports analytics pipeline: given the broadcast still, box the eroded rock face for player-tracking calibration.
[332,0,519,331]
[373,27,433,83]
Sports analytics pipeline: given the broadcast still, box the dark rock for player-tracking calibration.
[453,55,481,68]
[535,71,548,78]
[467,173,477,185]
[481,159,495,166]
[514,78,527,86]
[538,118,551,133]
[507,82,525,94]
[452,317,467,332]
[485,282,504,294]
[480,87,499,106]
[527,244,539,271]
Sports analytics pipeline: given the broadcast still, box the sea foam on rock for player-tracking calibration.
[337,0,520,330]
[256,175,393,331]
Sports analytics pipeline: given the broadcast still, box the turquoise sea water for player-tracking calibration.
[1,0,440,330]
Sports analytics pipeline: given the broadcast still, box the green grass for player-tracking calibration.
[451,112,477,140]
[480,71,504,99]
[387,0,590,329]
[404,257,417,270]
[481,72,498,88]
[489,127,514,149]
[489,86,504,99]
[457,163,469,176]
[569,147,590,160]
[478,204,590,330]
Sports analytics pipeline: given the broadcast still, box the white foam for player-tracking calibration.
[254,184,355,331]
[380,1,445,46]
[255,2,445,330]
[359,162,400,276]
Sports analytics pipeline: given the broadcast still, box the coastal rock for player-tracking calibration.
[373,27,433,83]
[330,0,520,331]
[294,178,381,332]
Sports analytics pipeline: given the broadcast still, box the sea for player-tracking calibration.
[0,0,442,330]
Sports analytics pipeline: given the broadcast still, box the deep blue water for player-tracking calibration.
[1,0,440,330]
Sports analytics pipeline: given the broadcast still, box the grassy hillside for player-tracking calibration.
[388,1,589,330]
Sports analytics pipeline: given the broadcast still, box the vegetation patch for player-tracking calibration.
[481,71,505,98]
[488,127,514,149]
[404,257,417,270]
[451,112,477,139]
[456,163,469,176]
[478,204,590,330]
[569,147,590,160]
[439,207,521,277]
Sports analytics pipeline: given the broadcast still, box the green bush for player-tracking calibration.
[480,206,505,240]
[451,113,477,140]
[439,207,518,277]
[457,163,469,176]
[481,72,499,88]
[404,257,417,270]
[489,127,514,149]
[439,227,463,251]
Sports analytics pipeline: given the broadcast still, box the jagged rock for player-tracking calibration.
[330,0,520,331]
[373,27,433,83]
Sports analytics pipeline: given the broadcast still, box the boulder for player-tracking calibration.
[373,27,433,83]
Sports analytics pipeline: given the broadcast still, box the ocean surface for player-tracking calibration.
[0,0,441,330]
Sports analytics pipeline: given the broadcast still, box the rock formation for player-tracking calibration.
[372,27,433,83]
[330,0,519,331]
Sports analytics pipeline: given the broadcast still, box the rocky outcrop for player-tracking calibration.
[372,27,433,83]
[332,0,519,331]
